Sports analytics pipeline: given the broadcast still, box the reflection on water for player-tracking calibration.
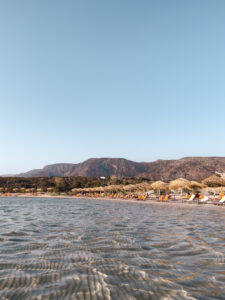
[0,197,224,299]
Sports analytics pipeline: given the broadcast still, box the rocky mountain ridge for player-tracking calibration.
[13,157,225,181]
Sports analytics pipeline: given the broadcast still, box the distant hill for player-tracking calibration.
[13,157,225,181]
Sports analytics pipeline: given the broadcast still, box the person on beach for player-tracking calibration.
[195,192,200,199]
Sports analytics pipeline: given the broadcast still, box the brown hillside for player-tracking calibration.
[15,157,225,181]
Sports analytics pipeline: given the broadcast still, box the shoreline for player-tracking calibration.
[0,193,224,210]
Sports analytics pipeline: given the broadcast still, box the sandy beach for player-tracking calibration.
[1,193,223,210]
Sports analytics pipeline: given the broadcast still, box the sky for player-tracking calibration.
[0,0,225,174]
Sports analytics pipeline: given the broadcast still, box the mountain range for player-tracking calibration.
[13,157,225,181]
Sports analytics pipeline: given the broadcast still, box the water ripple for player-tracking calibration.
[0,197,224,299]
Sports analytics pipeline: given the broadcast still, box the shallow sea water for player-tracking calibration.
[0,197,224,299]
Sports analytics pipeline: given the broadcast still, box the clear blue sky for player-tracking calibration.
[1,0,225,174]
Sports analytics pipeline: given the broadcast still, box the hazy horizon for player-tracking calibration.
[1,0,225,174]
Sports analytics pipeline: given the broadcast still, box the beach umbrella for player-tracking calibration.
[131,183,143,194]
[134,182,152,193]
[122,184,136,192]
[169,178,191,189]
[102,186,111,193]
[188,181,206,191]
[112,185,123,192]
[73,187,82,193]
[101,185,118,196]
[151,181,168,196]
[95,186,104,192]
[91,187,100,192]
[139,182,152,191]
[111,185,123,192]
[202,175,225,187]
[103,185,117,193]
[73,188,85,193]
[169,178,191,195]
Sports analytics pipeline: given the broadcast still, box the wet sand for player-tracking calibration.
[2,193,224,210]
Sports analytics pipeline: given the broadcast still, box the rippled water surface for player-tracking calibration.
[0,197,225,299]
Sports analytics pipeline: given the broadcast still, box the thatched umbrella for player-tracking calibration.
[103,185,118,193]
[188,181,206,191]
[111,185,123,192]
[72,188,85,194]
[151,181,168,196]
[122,184,136,192]
[132,183,142,192]
[169,178,191,195]
[169,178,191,189]
[102,186,111,193]
[202,175,225,187]
[94,186,104,192]
[114,185,124,192]
[136,182,152,192]
[91,187,100,192]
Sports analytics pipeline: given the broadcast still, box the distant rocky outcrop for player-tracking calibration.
[14,157,225,181]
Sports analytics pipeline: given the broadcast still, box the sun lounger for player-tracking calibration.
[218,193,224,200]
[136,195,147,201]
[186,194,195,202]
[143,195,147,201]
[199,196,209,203]
[164,195,169,202]
[215,195,225,205]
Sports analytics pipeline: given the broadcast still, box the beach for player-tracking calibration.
[2,193,224,210]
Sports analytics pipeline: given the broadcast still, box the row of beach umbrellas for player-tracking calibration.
[72,178,209,194]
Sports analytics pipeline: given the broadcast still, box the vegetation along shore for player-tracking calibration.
[1,174,225,206]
